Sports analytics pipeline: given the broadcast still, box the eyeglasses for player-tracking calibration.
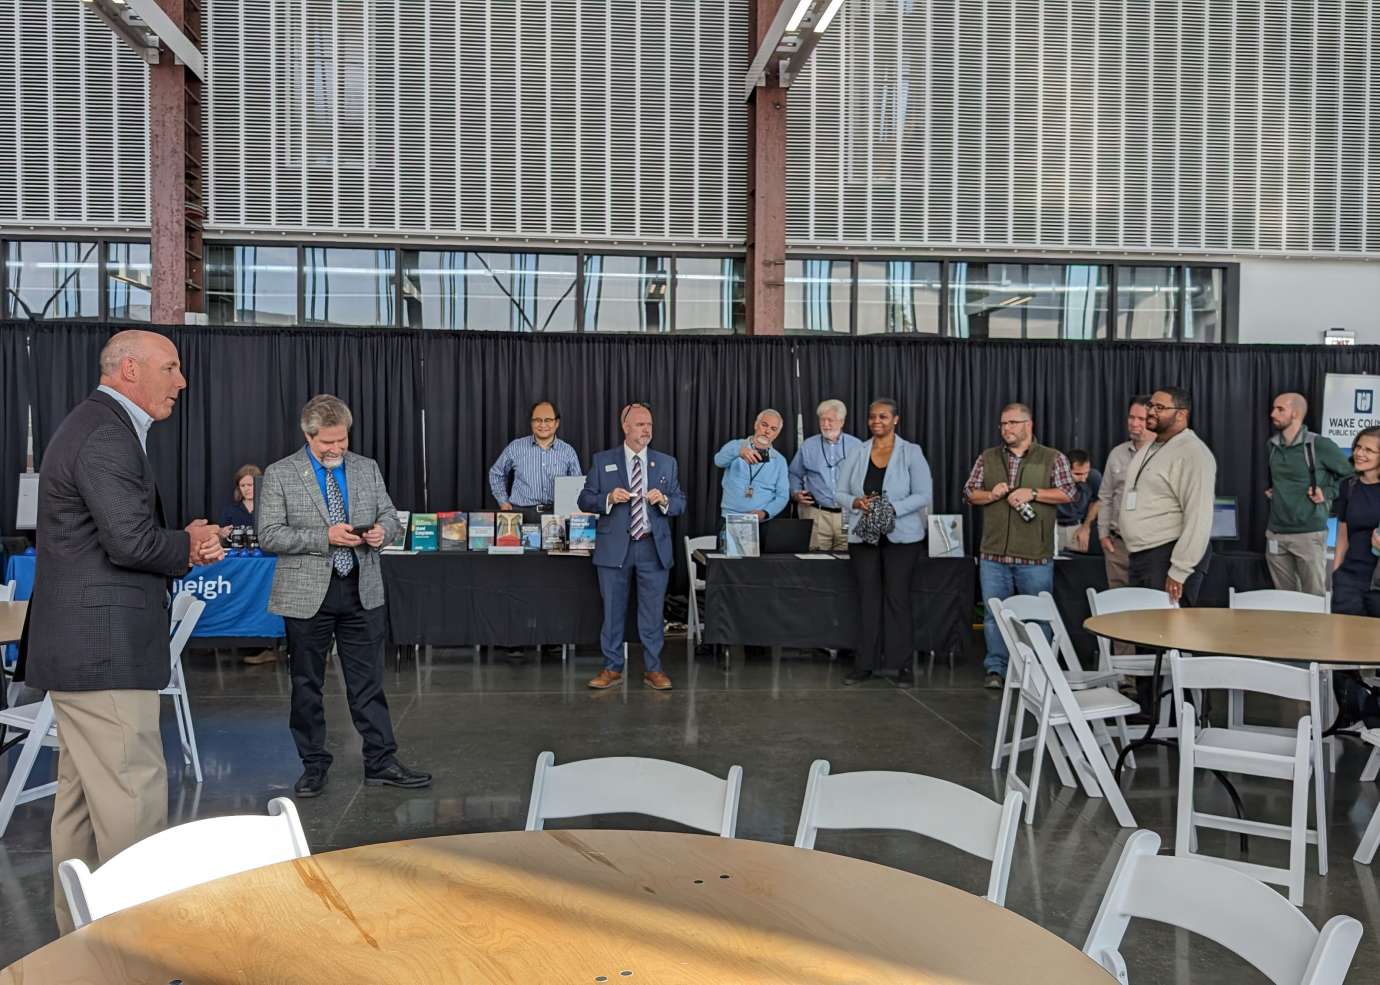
[530,417,557,425]
[1147,403,1183,412]
[999,419,1030,428]
[621,402,653,423]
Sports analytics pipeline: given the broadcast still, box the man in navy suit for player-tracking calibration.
[578,402,686,690]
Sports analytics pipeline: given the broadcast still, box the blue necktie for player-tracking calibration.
[325,469,355,576]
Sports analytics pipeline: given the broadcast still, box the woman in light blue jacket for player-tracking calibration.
[836,398,933,688]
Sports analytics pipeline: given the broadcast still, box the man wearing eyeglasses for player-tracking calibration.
[488,400,584,524]
[1118,387,1216,605]
[963,403,1076,689]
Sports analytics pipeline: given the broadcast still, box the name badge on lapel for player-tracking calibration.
[604,463,618,472]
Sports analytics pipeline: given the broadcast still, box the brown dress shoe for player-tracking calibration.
[643,671,673,691]
[587,668,623,689]
[242,649,279,665]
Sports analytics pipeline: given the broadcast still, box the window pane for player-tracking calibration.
[4,240,100,319]
[402,251,576,332]
[206,244,299,325]
[1184,267,1223,342]
[106,242,151,322]
[951,262,1109,339]
[673,257,744,333]
[583,255,669,333]
[857,260,940,335]
[785,259,851,333]
[1116,266,1179,339]
[303,247,396,327]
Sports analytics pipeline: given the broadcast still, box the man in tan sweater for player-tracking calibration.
[1118,387,1216,605]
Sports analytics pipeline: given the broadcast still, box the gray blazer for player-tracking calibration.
[258,448,401,620]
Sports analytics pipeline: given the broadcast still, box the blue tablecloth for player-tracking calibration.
[4,550,283,641]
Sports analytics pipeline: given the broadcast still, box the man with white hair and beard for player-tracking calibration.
[790,398,863,551]
[258,394,430,798]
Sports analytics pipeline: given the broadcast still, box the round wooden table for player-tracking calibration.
[0,829,1112,984]
[1085,608,1380,665]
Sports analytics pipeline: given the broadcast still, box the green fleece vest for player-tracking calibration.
[979,443,1058,561]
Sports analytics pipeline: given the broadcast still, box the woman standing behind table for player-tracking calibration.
[219,464,262,530]
[836,398,933,689]
[1330,428,1380,726]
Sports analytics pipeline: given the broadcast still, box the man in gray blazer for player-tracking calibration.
[258,394,429,797]
[19,330,224,934]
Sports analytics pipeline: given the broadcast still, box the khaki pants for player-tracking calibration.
[1265,530,1329,597]
[1103,533,1132,656]
[800,504,847,551]
[49,689,167,934]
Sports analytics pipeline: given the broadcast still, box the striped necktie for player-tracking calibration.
[325,469,355,576]
[630,454,648,540]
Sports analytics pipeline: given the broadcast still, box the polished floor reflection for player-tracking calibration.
[2,637,1378,981]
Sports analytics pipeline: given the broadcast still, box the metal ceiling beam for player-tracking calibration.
[742,0,844,101]
[85,0,205,81]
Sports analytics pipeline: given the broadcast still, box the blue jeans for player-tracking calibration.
[979,558,1054,676]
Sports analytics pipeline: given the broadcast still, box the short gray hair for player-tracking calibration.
[755,408,783,426]
[816,399,847,420]
[99,329,163,377]
[300,394,353,435]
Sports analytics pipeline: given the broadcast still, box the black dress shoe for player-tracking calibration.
[364,760,432,789]
[294,766,328,798]
[894,667,915,689]
[842,669,873,686]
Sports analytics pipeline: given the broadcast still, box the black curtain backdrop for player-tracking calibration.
[5,322,1380,579]
[0,327,29,535]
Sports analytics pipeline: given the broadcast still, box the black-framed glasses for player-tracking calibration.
[530,417,558,425]
[1147,402,1183,412]
[999,418,1031,428]
[621,401,653,423]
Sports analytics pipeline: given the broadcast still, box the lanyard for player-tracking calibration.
[1131,441,1168,491]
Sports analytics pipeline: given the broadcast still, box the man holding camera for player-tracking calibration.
[714,408,790,523]
[259,394,430,798]
[963,403,1074,688]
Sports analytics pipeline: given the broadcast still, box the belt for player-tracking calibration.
[815,506,842,513]
[514,503,552,513]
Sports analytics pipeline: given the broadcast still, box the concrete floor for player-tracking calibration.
[1,635,1378,982]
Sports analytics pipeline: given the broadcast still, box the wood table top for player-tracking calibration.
[0,829,1112,985]
[0,601,25,645]
[1085,608,1380,664]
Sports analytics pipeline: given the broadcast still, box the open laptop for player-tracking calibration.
[761,518,813,554]
[1210,496,1238,540]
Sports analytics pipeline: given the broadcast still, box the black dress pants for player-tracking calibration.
[285,571,398,772]
[1128,540,1212,605]
[849,538,923,672]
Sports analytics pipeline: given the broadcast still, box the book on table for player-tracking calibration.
[383,510,411,552]
[721,513,760,558]
[495,511,523,547]
[521,523,542,550]
[438,511,469,552]
[540,514,566,551]
[567,513,597,551]
[468,511,496,551]
[410,513,439,552]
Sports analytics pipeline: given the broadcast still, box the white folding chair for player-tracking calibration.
[162,593,207,784]
[0,694,58,837]
[0,580,15,601]
[1170,652,1327,905]
[1003,614,1138,827]
[988,593,1120,772]
[793,759,1022,905]
[1354,729,1380,864]
[1087,586,1184,739]
[1084,830,1361,985]
[683,535,717,645]
[524,751,742,837]
[59,797,310,928]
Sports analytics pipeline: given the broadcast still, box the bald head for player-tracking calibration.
[1270,392,1308,437]
[99,330,186,421]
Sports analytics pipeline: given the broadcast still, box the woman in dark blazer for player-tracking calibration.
[219,463,262,529]
[836,398,933,688]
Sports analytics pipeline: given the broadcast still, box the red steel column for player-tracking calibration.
[148,0,204,323]
[745,0,787,336]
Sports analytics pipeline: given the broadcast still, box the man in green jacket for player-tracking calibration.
[1266,392,1352,596]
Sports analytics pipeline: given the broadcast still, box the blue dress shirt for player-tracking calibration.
[789,432,862,509]
[714,437,789,519]
[305,445,348,515]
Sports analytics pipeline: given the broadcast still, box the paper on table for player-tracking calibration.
[795,553,838,559]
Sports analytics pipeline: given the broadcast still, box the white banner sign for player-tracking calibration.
[1322,373,1380,449]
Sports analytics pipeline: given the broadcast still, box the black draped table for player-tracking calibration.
[382,552,610,646]
[702,554,975,656]
[1052,550,1273,657]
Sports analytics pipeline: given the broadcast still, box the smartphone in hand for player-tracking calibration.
[349,524,373,536]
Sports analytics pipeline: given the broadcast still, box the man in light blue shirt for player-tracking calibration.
[488,400,583,523]
[789,398,862,550]
[714,409,789,521]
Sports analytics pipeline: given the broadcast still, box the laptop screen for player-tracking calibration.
[1210,496,1238,540]
[1327,515,1339,549]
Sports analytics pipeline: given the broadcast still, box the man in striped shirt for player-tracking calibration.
[488,400,584,524]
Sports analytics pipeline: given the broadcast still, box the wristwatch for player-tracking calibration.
[1028,487,1039,498]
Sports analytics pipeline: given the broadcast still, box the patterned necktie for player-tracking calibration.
[324,468,355,576]
[630,454,648,540]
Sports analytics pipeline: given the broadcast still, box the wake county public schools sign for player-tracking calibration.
[1323,373,1380,449]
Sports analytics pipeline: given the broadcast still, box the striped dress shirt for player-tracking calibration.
[488,435,583,506]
